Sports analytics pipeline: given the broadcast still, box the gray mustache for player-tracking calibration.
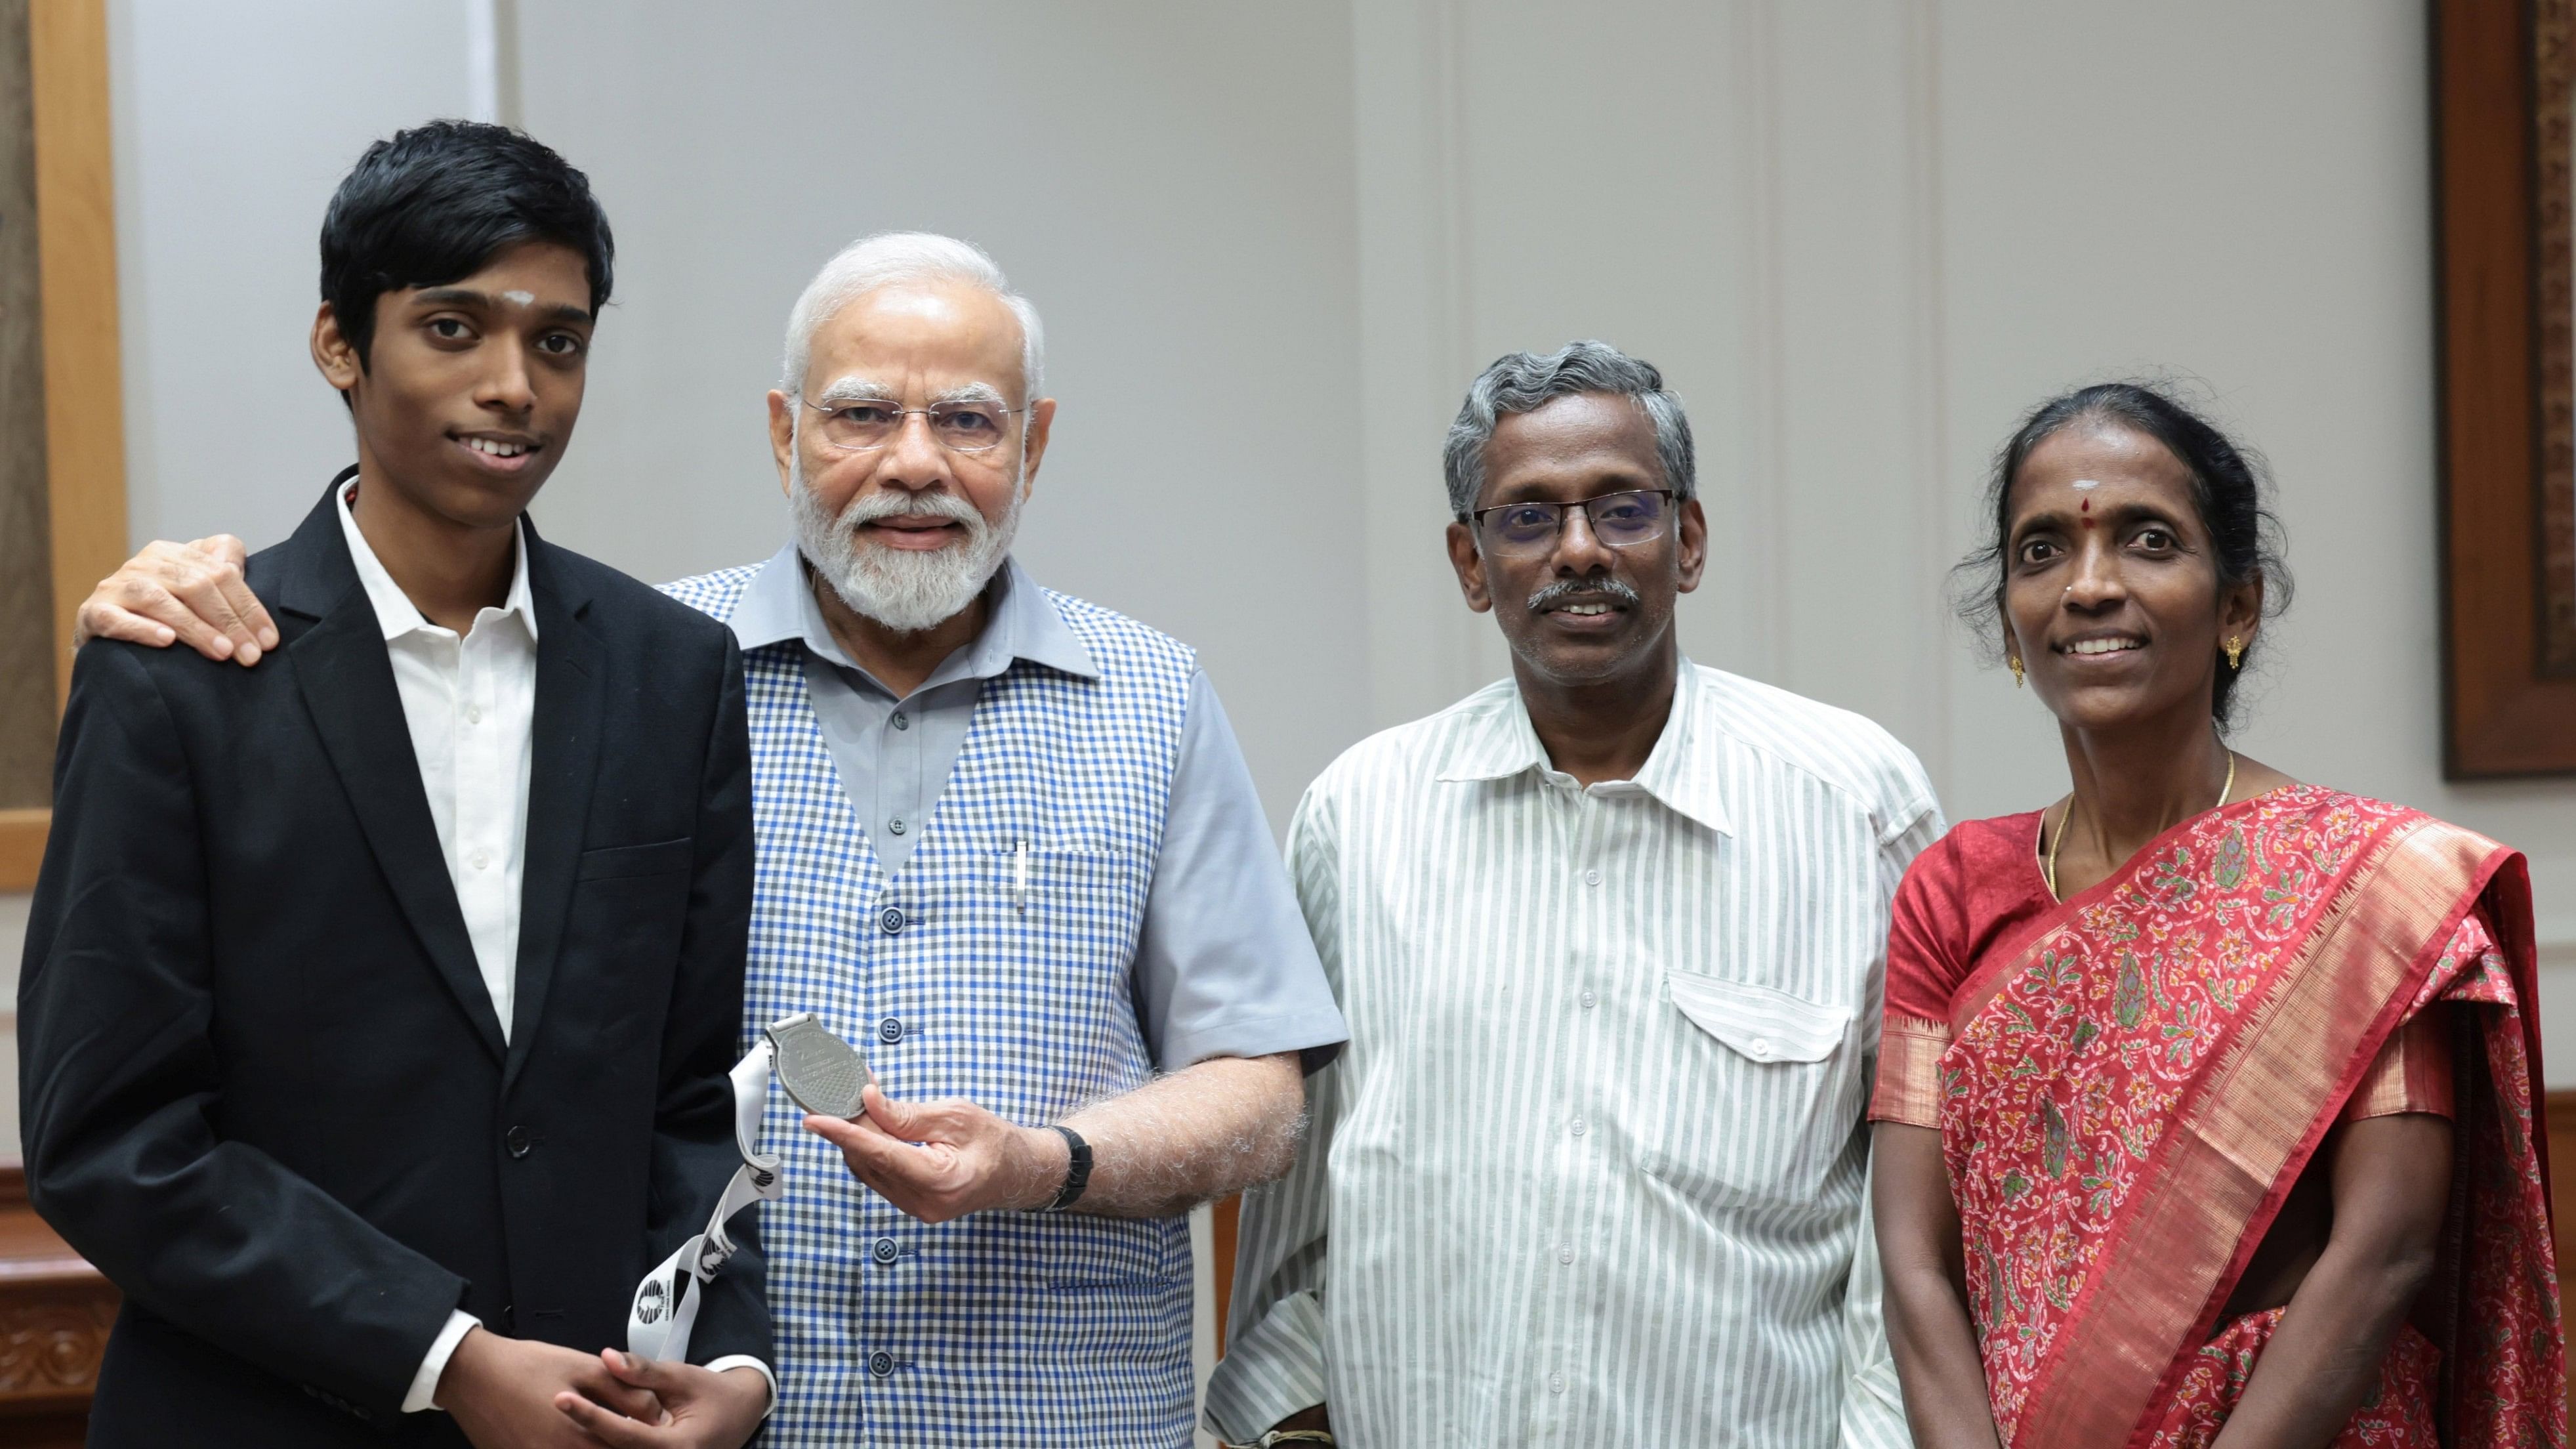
[1526,578,1640,613]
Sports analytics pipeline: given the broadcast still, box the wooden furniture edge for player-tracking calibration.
[0,808,41,892]
[1212,1192,1239,1358]
[28,0,127,719]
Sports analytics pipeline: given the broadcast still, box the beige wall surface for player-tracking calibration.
[10,0,2573,1167]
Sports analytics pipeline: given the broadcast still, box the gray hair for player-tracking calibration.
[1441,341,1695,520]
[779,230,1045,400]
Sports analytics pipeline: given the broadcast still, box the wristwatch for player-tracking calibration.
[1222,1432,1334,1448]
[1041,1124,1092,1212]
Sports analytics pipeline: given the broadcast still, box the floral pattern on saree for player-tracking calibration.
[1940,787,2563,1447]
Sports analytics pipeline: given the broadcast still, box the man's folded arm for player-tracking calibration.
[1201,1063,1338,1442]
[643,636,772,1379]
[1841,782,1947,1446]
[18,645,465,1418]
[1837,1133,1915,1449]
[1202,782,1346,1443]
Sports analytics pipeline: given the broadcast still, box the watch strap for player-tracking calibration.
[1042,1124,1092,1212]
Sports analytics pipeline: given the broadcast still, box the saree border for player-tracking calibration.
[1872,1015,1951,1127]
[1999,816,2504,1448]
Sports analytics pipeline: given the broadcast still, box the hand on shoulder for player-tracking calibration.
[76,536,276,665]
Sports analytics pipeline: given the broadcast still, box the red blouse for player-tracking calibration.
[1873,808,2460,1128]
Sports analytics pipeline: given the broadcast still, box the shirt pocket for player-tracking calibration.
[988,842,1153,947]
[576,836,694,881]
[568,837,696,1011]
[1644,970,1860,1210]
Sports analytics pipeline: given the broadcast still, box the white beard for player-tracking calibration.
[791,455,1022,634]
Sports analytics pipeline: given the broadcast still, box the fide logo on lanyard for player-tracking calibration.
[625,1014,869,1363]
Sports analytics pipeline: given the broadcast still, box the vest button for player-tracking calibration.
[879,1017,905,1044]
[872,1236,898,1265]
[880,906,906,935]
[868,1351,895,1378]
[505,1125,531,1158]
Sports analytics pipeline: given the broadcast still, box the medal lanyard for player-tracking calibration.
[627,1013,870,1362]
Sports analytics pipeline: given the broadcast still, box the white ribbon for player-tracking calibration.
[626,1041,786,1362]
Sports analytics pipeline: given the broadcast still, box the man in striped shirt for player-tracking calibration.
[1209,343,1942,1448]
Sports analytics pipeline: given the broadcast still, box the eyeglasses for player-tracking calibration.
[1470,490,1676,556]
[797,394,1024,453]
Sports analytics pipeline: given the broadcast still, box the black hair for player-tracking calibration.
[1954,379,2293,728]
[318,119,613,367]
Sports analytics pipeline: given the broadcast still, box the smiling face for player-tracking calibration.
[768,280,1056,633]
[312,239,593,528]
[2001,419,2262,733]
[1444,391,1707,689]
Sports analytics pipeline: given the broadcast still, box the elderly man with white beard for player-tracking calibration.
[70,230,1348,1449]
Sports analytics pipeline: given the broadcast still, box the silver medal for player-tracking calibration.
[765,1013,872,1118]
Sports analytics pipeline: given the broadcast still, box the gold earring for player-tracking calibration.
[2008,655,2025,688]
[2223,637,2245,670]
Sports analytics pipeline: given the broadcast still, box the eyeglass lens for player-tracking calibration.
[1480,491,1670,554]
[810,400,1012,453]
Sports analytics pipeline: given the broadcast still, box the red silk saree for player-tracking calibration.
[1871,786,2562,1448]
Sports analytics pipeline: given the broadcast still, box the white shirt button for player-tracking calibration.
[465,703,482,724]
[1748,1036,1772,1059]
[1569,1117,1587,1137]
[1579,990,1597,1009]
[1583,868,1602,887]
[1556,1244,1574,1265]
[1548,1372,1566,1395]
[470,849,491,871]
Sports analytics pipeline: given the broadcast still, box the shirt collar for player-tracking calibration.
[335,479,536,643]
[1437,659,1732,836]
[732,541,1098,685]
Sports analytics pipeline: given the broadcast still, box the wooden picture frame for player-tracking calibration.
[2436,0,2576,776]
[0,0,128,890]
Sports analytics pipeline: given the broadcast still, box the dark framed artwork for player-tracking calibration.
[2436,0,2576,776]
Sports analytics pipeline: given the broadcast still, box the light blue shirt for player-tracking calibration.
[725,543,1342,1071]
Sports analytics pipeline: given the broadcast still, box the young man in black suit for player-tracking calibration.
[18,123,772,1448]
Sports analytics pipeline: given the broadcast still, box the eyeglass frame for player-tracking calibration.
[795,392,1030,454]
[1466,488,1679,553]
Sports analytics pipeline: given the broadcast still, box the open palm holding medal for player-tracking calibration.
[796,1026,1082,1225]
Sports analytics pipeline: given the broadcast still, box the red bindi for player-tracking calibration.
[2079,498,2093,527]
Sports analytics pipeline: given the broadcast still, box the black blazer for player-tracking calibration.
[18,476,769,1447]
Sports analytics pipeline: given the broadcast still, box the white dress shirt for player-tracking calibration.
[1207,662,1944,1447]
[337,482,538,1043]
[337,488,774,1414]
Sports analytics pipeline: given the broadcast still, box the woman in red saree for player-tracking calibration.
[1871,382,2562,1449]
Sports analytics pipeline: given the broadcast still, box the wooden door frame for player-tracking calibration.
[2,0,127,891]
[2434,0,2576,775]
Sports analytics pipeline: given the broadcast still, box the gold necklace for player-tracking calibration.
[2046,749,2237,900]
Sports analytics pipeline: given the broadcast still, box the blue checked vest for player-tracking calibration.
[664,565,1197,1449]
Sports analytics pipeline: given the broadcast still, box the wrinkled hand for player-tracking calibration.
[75,536,277,664]
[802,1084,1068,1223]
[438,1326,661,1449]
[553,1350,770,1448]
